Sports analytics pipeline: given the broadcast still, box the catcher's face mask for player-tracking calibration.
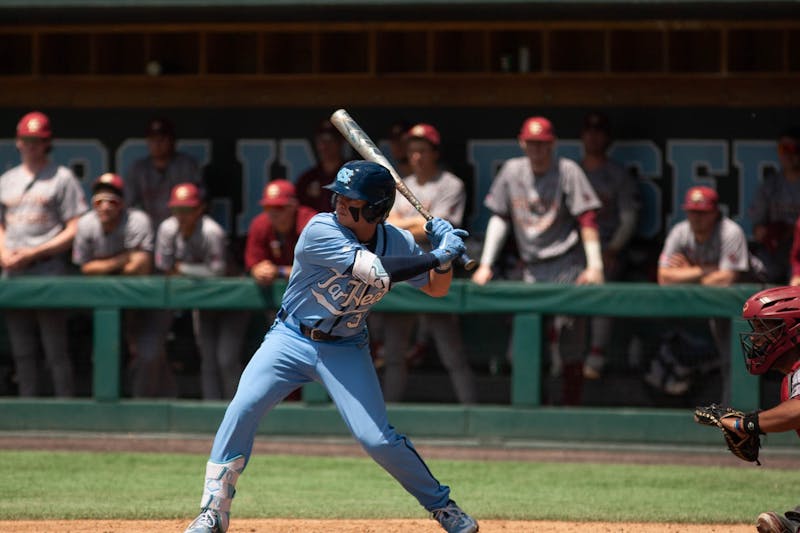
[740,318,788,374]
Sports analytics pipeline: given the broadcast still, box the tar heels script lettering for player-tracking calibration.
[312,269,388,328]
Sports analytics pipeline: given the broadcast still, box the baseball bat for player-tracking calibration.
[330,109,477,271]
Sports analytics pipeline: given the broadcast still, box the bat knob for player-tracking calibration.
[460,254,478,271]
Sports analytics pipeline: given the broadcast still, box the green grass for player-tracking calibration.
[0,450,794,523]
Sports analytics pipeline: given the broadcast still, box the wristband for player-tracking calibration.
[434,264,452,274]
[743,411,763,436]
[734,418,742,432]
[583,239,603,271]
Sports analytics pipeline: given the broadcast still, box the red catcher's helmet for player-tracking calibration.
[740,286,800,374]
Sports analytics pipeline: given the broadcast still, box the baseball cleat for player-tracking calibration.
[184,509,224,533]
[756,511,795,533]
[431,500,479,533]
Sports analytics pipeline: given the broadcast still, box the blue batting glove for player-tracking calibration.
[425,217,454,248]
[430,230,466,269]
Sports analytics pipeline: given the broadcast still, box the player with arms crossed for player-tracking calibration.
[184,160,479,533]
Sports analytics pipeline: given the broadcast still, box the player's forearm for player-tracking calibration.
[421,268,452,298]
[479,215,509,268]
[700,268,737,287]
[81,254,128,275]
[29,218,79,260]
[657,266,704,285]
[122,251,153,275]
[756,399,800,433]
[607,210,638,252]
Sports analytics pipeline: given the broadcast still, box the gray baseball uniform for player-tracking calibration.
[0,161,87,397]
[658,217,749,273]
[72,207,173,398]
[659,216,750,404]
[485,156,601,283]
[125,152,203,228]
[382,170,476,404]
[72,208,153,264]
[156,215,246,399]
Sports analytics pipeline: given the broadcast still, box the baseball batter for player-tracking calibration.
[0,111,87,397]
[472,116,602,404]
[157,183,248,400]
[183,161,478,533]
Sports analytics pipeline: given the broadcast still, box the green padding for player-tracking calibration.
[374,282,465,313]
[0,277,766,316]
[166,277,281,309]
[463,281,763,317]
[0,276,167,309]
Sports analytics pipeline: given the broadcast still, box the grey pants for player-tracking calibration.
[192,309,249,400]
[5,309,74,397]
[381,312,476,404]
[125,309,176,398]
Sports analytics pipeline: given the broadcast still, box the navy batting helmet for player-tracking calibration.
[740,286,800,374]
[324,160,396,223]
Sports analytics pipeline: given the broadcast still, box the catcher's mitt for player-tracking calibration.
[694,403,761,465]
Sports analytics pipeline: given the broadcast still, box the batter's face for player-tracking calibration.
[520,139,554,173]
[334,195,376,240]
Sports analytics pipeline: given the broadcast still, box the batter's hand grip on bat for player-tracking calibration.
[331,108,477,271]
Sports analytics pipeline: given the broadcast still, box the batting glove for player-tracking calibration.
[431,230,467,269]
[424,217,455,248]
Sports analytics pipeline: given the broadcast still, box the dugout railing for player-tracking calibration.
[0,277,784,446]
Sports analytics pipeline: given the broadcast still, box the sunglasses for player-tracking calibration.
[778,141,800,156]
[92,197,121,208]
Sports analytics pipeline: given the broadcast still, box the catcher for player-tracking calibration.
[695,285,800,533]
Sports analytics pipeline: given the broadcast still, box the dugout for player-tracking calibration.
[0,0,799,438]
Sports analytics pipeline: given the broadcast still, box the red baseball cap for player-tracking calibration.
[17,111,52,139]
[92,173,125,197]
[518,116,555,142]
[168,183,202,208]
[260,179,297,207]
[682,186,719,212]
[407,123,441,147]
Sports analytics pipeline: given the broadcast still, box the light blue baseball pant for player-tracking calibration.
[209,319,451,511]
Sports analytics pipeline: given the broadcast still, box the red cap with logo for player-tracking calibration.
[518,116,555,142]
[407,123,441,147]
[17,111,52,139]
[260,179,297,207]
[682,186,719,212]
[92,173,125,197]
[168,183,202,208]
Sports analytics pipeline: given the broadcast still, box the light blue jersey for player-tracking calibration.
[281,213,428,337]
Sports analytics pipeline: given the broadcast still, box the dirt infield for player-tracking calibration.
[0,432,783,532]
[0,518,759,532]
